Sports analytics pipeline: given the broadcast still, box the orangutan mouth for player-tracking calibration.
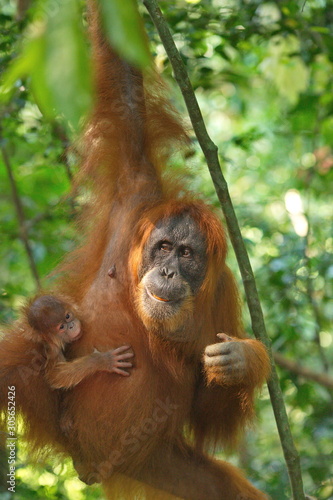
[146,288,171,303]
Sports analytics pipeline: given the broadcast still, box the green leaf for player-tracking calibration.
[29,34,55,120]
[98,0,150,68]
[1,0,92,130]
[0,36,40,102]
[44,0,92,130]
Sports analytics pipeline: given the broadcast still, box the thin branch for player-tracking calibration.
[301,1,308,13]
[274,352,333,390]
[143,1,306,499]
[0,141,41,288]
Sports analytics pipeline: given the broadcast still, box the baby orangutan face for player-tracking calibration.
[56,309,82,343]
[27,295,82,344]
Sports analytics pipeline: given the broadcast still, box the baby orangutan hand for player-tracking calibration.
[93,345,134,377]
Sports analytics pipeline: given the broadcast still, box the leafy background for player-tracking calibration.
[0,0,332,499]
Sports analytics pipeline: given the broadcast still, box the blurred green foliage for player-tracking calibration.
[1,0,92,131]
[0,0,332,499]
[99,0,150,67]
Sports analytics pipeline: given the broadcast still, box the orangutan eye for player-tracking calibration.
[59,324,65,330]
[180,247,192,258]
[160,242,172,252]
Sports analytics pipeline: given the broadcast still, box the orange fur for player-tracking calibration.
[0,322,65,457]
[0,3,270,498]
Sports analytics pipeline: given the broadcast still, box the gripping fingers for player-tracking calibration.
[111,346,134,362]
[115,352,134,361]
[112,345,132,354]
[217,333,233,342]
[204,354,233,367]
[114,361,132,368]
[205,333,235,357]
[113,367,131,377]
[205,342,232,357]
[112,346,134,375]
[100,346,134,375]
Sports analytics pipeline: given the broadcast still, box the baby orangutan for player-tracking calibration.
[25,294,134,477]
[26,295,134,389]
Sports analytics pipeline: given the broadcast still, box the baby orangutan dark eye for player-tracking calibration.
[59,324,65,330]
[65,313,71,320]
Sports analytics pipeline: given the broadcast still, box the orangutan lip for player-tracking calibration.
[146,288,171,303]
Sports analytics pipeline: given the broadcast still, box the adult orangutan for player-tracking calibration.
[0,2,270,499]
